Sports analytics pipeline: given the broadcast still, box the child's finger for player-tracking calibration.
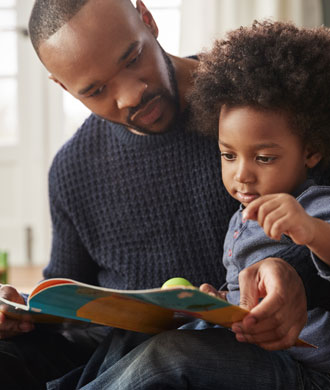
[243,197,265,220]
[243,195,276,221]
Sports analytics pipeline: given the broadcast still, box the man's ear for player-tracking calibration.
[304,146,323,169]
[136,0,159,38]
[49,74,68,91]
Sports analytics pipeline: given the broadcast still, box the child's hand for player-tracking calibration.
[243,193,315,245]
[199,283,228,300]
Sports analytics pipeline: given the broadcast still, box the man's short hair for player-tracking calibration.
[29,0,90,56]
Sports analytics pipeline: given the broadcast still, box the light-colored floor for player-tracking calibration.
[7,265,45,293]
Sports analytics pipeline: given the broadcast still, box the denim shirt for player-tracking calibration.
[223,181,330,372]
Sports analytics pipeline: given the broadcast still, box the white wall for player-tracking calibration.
[179,0,323,56]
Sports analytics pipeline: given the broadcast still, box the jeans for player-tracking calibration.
[48,324,330,390]
[0,324,98,390]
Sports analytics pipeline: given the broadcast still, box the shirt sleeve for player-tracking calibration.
[297,185,330,282]
[311,254,330,281]
[269,244,330,311]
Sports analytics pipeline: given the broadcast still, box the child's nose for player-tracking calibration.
[234,162,255,183]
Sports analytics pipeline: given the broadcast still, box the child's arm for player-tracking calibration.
[243,193,330,266]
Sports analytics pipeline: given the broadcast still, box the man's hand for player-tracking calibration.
[231,258,307,350]
[0,285,34,339]
[243,193,314,245]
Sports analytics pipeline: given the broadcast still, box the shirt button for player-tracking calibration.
[228,249,232,257]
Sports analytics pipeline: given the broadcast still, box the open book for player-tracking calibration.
[0,278,312,347]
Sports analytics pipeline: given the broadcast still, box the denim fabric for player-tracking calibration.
[47,326,330,390]
[223,183,330,372]
[297,185,330,282]
[0,325,96,390]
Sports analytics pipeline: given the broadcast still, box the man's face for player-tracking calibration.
[218,106,312,207]
[39,0,179,134]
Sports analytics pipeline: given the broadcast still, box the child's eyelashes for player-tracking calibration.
[220,152,277,164]
[221,152,236,161]
[256,155,277,164]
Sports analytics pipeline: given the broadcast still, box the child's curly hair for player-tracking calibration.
[189,20,330,167]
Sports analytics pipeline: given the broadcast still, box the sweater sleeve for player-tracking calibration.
[43,156,99,285]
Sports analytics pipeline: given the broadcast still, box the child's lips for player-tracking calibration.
[236,191,259,203]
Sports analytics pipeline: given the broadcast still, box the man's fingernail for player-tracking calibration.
[236,333,246,342]
[231,324,242,334]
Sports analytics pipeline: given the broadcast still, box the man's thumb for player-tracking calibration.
[238,269,260,311]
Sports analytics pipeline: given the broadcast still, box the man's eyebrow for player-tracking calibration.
[77,42,139,96]
[118,41,139,64]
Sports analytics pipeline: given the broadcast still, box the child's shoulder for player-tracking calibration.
[297,184,330,220]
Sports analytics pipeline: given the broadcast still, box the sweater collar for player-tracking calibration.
[98,109,191,148]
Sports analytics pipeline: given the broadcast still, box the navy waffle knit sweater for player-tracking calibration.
[44,113,238,290]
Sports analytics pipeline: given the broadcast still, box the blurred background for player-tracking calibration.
[0,0,329,288]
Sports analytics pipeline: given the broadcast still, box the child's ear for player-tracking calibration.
[304,147,322,169]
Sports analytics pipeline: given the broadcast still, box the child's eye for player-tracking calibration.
[89,85,106,98]
[221,152,236,161]
[256,155,277,164]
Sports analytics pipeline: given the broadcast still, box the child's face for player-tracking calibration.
[218,106,316,206]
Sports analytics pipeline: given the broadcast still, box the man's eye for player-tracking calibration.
[221,152,236,161]
[127,50,142,68]
[256,155,277,164]
[89,85,106,98]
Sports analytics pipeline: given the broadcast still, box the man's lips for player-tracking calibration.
[130,96,162,126]
[236,191,259,203]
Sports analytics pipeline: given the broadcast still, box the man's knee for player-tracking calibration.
[0,339,40,388]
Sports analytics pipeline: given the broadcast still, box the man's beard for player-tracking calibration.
[125,46,180,135]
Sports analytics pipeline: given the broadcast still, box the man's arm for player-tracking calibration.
[45,155,99,283]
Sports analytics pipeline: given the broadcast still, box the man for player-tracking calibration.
[0,0,327,388]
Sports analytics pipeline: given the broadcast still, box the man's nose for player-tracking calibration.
[116,79,148,110]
